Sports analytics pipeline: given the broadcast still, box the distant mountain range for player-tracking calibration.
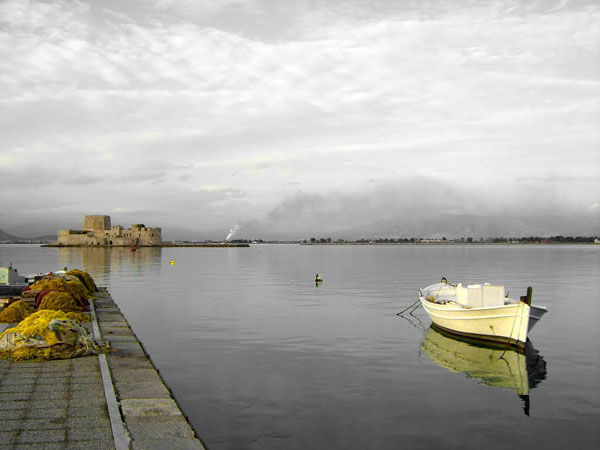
[0,228,57,243]
[1,211,598,243]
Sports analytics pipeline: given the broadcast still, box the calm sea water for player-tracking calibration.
[1,244,599,449]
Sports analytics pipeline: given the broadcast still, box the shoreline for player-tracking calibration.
[39,242,250,248]
[0,288,207,449]
[16,241,600,248]
[299,242,600,246]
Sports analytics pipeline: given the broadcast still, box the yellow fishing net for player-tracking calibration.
[66,269,97,292]
[0,310,108,361]
[66,312,92,323]
[38,291,82,313]
[29,277,89,307]
[66,280,89,305]
[0,300,34,323]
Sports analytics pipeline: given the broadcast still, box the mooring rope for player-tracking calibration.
[396,298,421,316]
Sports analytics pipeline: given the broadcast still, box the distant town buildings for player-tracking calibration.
[300,235,600,245]
[55,215,162,247]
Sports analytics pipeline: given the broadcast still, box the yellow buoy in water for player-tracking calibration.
[169,260,175,265]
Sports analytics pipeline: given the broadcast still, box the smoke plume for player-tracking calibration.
[225,224,241,241]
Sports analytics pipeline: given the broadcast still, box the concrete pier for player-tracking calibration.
[0,288,206,450]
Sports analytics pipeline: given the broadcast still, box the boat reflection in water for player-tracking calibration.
[420,326,547,415]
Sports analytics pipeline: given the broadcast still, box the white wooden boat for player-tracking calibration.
[0,265,28,295]
[0,265,26,285]
[0,265,71,295]
[419,278,547,349]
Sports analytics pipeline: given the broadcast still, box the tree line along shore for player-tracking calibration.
[298,236,600,245]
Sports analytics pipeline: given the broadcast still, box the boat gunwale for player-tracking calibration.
[421,307,523,321]
[418,295,524,313]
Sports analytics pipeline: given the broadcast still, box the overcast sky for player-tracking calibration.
[1,0,598,239]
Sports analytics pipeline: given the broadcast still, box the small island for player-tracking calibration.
[48,215,162,247]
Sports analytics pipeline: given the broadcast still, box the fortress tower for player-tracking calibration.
[82,215,111,231]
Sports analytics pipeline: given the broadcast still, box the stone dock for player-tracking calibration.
[0,288,206,450]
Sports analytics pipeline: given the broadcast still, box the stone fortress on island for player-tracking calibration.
[55,215,162,247]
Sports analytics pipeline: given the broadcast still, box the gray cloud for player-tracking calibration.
[0,0,598,238]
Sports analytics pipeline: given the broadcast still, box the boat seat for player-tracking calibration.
[456,284,505,307]
[482,285,505,307]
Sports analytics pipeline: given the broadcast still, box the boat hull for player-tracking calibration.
[420,297,531,349]
[0,284,26,295]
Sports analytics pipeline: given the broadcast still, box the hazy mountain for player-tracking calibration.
[335,214,599,240]
[3,217,80,239]
[0,228,19,241]
[0,228,56,243]
[164,212,599,242]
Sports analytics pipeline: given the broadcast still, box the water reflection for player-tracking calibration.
[420,326,547,415]
[56,247,162,281]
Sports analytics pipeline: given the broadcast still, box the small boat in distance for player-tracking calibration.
[419,278,547,350]
[0,264,28,295]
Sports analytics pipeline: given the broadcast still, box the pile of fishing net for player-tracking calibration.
[66,269,97,292]
[38,291,85,313]
[27,277,89,310]
[0,310,108,361]
[0,300,34,323]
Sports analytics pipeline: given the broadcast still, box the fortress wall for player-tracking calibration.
[103,237,131,246]
[56,231,103,246]
[139,227,161,246]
